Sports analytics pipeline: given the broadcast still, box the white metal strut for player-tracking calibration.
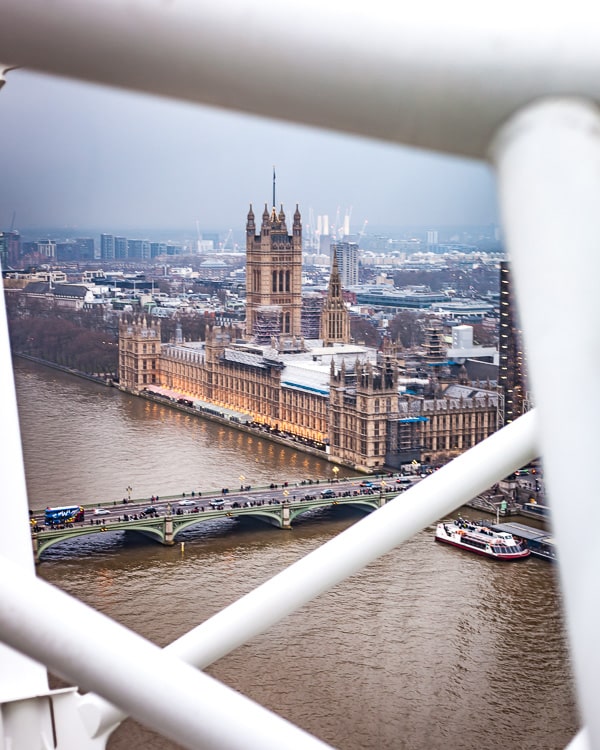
[1,2,598,748]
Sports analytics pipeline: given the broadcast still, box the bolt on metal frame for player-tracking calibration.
[1,1,598,748]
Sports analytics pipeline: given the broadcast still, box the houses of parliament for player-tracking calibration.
[119,200,498,472]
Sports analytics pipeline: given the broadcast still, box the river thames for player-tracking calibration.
[13,358,579,750]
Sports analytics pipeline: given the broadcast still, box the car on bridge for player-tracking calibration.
[178,499,197,506]
[93,508,111,516]
[209,499,225,509]
[320,489,337,499]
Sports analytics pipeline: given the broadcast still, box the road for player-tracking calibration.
[32,474,423,527]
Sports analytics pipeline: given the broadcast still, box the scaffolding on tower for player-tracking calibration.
[301,293,323,340]
[253,305,282,344]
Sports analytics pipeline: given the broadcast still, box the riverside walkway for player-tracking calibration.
[31,479,407,563]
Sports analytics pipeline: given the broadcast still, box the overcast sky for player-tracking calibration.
[1,69,499,239]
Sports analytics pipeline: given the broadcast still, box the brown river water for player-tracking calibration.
[13,358,579,749]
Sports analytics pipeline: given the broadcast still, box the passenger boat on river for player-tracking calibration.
[489,521,556,562]
[435,517,531,561]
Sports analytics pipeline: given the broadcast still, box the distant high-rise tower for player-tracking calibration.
[128,239,151,261]
[101,234,115,261]
[115,236,128,260]
[321,250,350,346]
[498,260,528,425]
[245,184,303,339]
[0,232,8,270]
[0,230,20,267]
[331,241,359,287]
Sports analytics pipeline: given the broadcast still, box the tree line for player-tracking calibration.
[5,290,496,378]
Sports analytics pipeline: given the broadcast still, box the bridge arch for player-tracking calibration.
[171,507,286,538]
[33,521,167,562]
[34,526,121,561]
[171,513,238,539]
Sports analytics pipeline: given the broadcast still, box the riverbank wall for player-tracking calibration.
[13,352,114,387]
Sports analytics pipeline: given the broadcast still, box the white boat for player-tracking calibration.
[435,517,530,561]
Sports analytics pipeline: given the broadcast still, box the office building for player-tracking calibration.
[498,260,529,425]
[331,241,359,287]
[127,239,151,261]
[101,234,115,261]
[115,236,128,260]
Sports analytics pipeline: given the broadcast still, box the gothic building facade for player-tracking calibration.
[321,251,351,346]
[329,356,400,469]
[245,203,303,341]
[116,197,497,472]
[119,316,161,390]
[118,317,497,472]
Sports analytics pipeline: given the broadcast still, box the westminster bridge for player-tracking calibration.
[31,490,404,563]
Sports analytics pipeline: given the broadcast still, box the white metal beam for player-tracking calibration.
[0,252,49,702]
[0,554,334,750]
[1,1,600,159]
[2,4,597,747]
[491,97,600,750]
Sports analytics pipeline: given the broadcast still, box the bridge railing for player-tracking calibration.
[1,2,599,749]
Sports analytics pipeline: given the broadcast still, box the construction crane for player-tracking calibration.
[333,206,341,239]
[220,228,233,252]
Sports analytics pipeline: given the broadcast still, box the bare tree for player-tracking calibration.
[350,317,381,348]
[387,310,424,348]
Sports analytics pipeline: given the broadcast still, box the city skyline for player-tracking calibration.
[1,69,499,237]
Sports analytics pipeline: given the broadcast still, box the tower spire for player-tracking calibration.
[272,165,276,209]
[320,246,350,346]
